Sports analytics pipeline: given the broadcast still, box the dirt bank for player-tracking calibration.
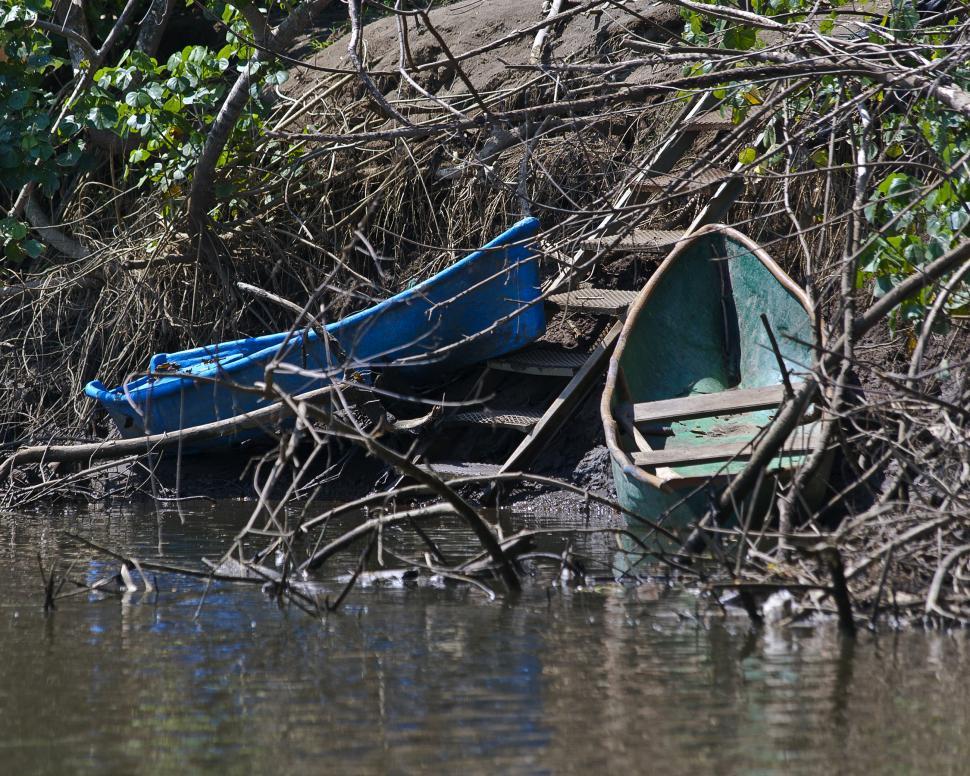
[288,0,682,107]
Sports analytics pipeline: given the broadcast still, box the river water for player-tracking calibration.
[1,501,968,774]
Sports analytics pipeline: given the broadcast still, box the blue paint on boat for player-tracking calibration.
[85,217,544,442]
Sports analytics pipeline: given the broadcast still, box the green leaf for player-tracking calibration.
[949,210,969,233]
[738,146,757,165]
[0,218,28,241]
[87,105,118,130]
[125,90,152,108]
[873,275,895,298]
[4,243,26,265]
[22,238,43,258]
[55,144,83,166]
[265,69,288,86]
[886,142,904,159]
[723,25,757,51]
[7,89,30,110]
[59,116,81,135]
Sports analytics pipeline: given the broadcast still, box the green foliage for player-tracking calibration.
[0,0,70,193]
[857,38,970,325]
[0,0,63,265]
[681,0,969,326]
[0,0,290,266]
[1,216,43,268]
[81,40,285,205]
[862,172,970,325]
[74,3,287,215]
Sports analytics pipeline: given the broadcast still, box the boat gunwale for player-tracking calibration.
[600,223,815,493]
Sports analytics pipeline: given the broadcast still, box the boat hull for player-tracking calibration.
[602,225,823,550]
[610,449,832,553]
[85,217,545,443]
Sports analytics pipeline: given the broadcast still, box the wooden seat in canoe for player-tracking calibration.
[632,421,820,468]
[601,225,824,534]
[632,383,793,427]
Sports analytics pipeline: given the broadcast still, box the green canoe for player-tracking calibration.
[601,225,823,546]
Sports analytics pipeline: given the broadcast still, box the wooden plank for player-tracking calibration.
[580,229,685,254]
[418,462,502,479]
[633,384,791,426]
[444,407,543,432]
[481,320,623,505]
[487,343,589,377]
[682,112,738,132]
[682,107,766,133]
[633,166,734,194]
[632,423,820,468]
[546,288,639,316]
[687,174,746,233]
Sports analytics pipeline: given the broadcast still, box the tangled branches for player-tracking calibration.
[1,0,968,627]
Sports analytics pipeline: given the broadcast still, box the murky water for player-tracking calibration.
[1,502,968,775]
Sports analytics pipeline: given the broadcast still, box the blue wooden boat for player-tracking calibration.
[85,217,545,442]
[601,225,824,546]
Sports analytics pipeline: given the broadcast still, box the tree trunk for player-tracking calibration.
[186,0,336,243]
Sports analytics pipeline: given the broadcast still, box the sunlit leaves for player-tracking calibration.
[680,0,969,328]
[69,26,288,214]
[738,146,757,165]
[861,164,970,325]
[723,25,756,51]
[0,1,69,204]
[0,0,296,266]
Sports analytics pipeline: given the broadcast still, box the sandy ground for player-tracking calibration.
[287,0,681,111]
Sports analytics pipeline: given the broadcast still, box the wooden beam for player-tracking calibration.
[633,423,820,468]
[482,320,623,505]
[545,288,639,317]
[633,384,792,426]
[580,228,685,254]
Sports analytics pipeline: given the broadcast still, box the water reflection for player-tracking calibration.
[0,504,968,774]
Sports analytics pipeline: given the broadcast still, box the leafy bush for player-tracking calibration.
[0,0,288,267]
[681,0,969,326]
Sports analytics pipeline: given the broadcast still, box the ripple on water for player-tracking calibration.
[0,503,968,774]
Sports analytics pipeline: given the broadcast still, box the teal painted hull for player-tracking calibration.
[602,225,822,552]
[610,456,709,544]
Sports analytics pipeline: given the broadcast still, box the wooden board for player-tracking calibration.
[632,423,819,468]
[418,462,502,479]
[487,343,591,377]
[682,107,766,132]
[633,166,734,193]
[546,288,639,317]
[682,111,738,132]
[581,229,685,254]
[444,407,543,432]
[633,384,792,426]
